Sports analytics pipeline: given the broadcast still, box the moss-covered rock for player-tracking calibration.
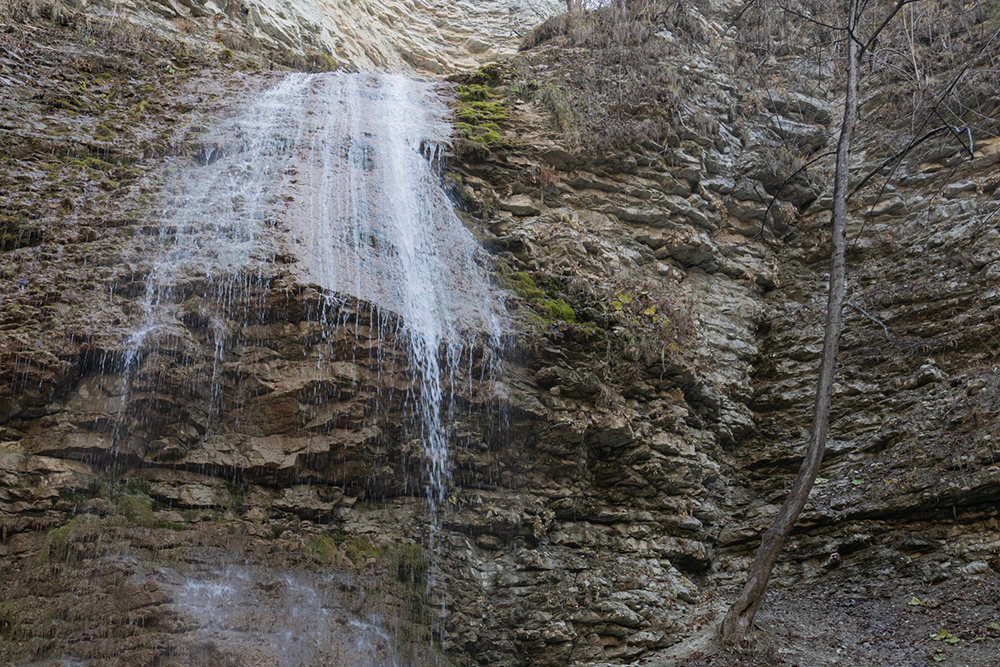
[94,123,116,140]
[454,81,510,157]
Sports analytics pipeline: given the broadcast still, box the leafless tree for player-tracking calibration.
[720,0,924,647]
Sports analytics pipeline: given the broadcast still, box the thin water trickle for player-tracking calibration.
[172,567,402,666]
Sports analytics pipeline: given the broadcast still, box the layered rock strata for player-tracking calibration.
[58,0,562,74]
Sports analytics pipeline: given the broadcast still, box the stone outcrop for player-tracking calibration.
[61,0,562,74]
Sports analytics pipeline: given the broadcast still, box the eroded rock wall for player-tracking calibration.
[61,0,562,74]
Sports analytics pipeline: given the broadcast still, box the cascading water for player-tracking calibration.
[282,73,506,519]
[107,72,507,664]
[115,75,317,455]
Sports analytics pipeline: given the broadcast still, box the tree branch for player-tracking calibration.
[850,22,1000,247]
[776,3,842,31]
[848,126,946,199]
[848,302,891,341]
[729,0,761,28]
[861,0,922,57]
[928,109,976,159]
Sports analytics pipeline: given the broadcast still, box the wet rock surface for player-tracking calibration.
[2,3,1000,667]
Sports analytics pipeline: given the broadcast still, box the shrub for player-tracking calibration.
[517,1,707,150]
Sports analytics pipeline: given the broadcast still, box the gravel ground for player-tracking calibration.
[656,572,1000,667]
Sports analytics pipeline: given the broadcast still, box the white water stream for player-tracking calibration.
[137,72,505,502]
[121,73,507,664]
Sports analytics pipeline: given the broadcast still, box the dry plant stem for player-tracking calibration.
[720,0,860,646]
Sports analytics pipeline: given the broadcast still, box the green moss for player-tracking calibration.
[509,271,544,300]
[82,157,114,171]
[457,84,496,102]
[472,62,504,84]
[456,101,508,124]
[218,48,234,63]
[118,494,154,525]
[93,123,116,140]
[455,122,507,155]
[535,298,577,323]
[47,96,86,112]
[89,477,151,500]
[387,542,426,585]
[38,517,82,564]
[306,535,345,564]
[58,197,73,215]
[0,212,44,252]
[455,84,510,156]
[305,534,427,584]
[496,261,577,324]
[344,535,381,563]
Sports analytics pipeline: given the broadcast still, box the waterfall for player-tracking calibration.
[129,71,505,489]
[282,73,506,517]
[108,72,507,663]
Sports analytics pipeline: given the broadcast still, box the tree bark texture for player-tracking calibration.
[720,0,862,646]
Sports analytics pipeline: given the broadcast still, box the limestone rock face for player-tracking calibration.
[69,0,563,74]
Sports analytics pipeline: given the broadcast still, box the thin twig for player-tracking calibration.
[728,0,760,29]
[932,108,974,159]
[776,3,841,31]
[850,22,1000,248]
[747,150,836,243]
[848,126,946,199]
[848,302,891,341]
[861,0,922,57]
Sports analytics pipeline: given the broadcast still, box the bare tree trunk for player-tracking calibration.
[720,0,861,647]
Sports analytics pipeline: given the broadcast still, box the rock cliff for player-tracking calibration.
[59,0,561,74]
[1,1,1000,667]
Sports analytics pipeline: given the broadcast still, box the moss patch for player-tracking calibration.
[498,260,577,324]
[0,211,44,252]
[93,123,116,140]
[454,82,510,157]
